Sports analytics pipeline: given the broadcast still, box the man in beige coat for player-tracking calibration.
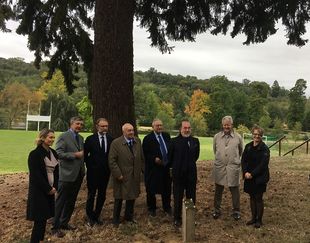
[109,123,144,226]
[212,116,243,220]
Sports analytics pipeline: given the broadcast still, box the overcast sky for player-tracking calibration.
[1,20,310,96]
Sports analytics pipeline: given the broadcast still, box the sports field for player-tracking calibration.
[0,130,214,173]
[0,129,306,173]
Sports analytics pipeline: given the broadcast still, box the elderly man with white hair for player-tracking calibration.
[108,123,144,226]
[212,116,243,220]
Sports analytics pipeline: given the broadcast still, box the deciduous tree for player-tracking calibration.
[0,82,33,128]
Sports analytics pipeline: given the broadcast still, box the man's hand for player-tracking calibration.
[245,172,252,179]
[75,150,84,159]
[155,157,162,165]
[117,175,124,181]
[48,187,57,195]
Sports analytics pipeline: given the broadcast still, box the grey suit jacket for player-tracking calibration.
[55,130,85,182]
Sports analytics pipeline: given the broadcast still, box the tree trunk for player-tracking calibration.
[91,0,136,137]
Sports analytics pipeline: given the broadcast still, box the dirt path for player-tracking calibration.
[0,158,310,242]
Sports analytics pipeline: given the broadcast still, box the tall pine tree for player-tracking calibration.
[8,0,310,136]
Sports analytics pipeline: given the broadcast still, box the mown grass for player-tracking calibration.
[0,130,214,173]
[0,130,308,173]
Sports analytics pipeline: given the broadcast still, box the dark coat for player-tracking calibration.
[84,133,113,185]
[142,132,171,194]
[241,141,270,185]
[168,135,200,181]
[26,145,59,221]
[109,136,145,200]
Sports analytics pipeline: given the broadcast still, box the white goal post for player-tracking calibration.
[26,102,52,131]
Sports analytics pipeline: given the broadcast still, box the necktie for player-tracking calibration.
[75,134,80,150]
[158,135,168,166]
[128,139,133,153]
[101,135,106,153]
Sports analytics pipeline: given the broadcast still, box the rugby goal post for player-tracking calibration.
[26,101,52,131]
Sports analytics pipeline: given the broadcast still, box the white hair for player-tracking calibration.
[222,115,233,124]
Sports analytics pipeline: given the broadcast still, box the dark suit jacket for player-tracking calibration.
[55,130,85,182]
[84,133,113,183]
[168,134,200,181]
[142,131,171,194]
[27,145,59,221]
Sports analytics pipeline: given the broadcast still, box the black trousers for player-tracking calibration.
[249,192,264,222]
[53,173,83,229]
[112,199,135,224]
[146,191,171,212]
[173,177,196,221]
[86,171,110,220]
[146,175,172,212]
[30,220,46,243]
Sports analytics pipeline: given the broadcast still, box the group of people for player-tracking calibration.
[26,115,270,243]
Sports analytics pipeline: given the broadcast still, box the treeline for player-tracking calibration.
[0,57,309,137]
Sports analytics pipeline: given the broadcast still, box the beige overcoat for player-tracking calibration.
[109,136,144,200]
[212,131,243,187]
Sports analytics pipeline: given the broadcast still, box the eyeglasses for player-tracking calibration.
[252,133,262,137]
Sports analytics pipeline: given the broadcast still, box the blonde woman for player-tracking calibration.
[26,129,63,242]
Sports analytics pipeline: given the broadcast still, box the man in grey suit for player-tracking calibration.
[52,116,85,236]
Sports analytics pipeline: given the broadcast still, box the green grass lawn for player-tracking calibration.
[0,130,307,173]
[0,130,214,173]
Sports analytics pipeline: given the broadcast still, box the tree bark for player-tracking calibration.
[91,0,136,137]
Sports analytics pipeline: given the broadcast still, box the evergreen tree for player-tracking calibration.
[288,79,307,129]
[11,0,310,136]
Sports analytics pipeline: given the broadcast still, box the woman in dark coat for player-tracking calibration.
[27,128,60,242]
[241,125,270,228]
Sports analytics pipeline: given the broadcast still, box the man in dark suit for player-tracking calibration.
[52,116,85,235]
[168,120,200,227]
[142,118,172,217]
[84,118,113,226]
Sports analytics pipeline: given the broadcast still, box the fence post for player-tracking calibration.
[182,198,195,243]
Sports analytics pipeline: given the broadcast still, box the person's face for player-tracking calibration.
[180,121,191,137]
[97,120,109,134]
[71,120,83,133]
[222,120,233,133]
[123,124,135,139]
[153,120,163,134]
[252,129,262,143]
[43,132,55,147]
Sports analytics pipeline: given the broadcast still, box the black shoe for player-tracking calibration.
[246,219,256,225]
[254,221,262,228]
[126,219,137,224]
[164,208,172,216]
[60,224,77,230]
[231,212,241,221]
[86,218,96,227]
[52,229,65,238]
[174,219,182,227]
[148,210,156,217]
[112,218,120,227]
[95,219,104,225]
[212,212,221,219]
